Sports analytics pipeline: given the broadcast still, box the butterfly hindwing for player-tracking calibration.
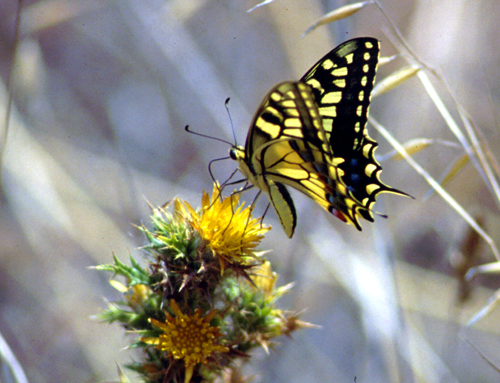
[231,38,407,237]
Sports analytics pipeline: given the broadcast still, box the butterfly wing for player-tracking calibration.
[301,37,408,227]
[234,38,407,237]
[244,82,348,237]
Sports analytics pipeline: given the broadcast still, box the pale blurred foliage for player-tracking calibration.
[1,0,500,382]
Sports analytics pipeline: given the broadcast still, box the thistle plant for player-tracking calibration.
[95,184,313,383]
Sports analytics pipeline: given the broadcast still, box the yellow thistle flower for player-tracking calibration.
[251,261,278,297]
[177,184,270,271]
[142,300,228,383]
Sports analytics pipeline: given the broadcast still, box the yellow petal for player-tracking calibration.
[149,318,170,332]
[170,299,184,318]
[184,364,194,383]
[109,279,128,293]
[141,336,160,345]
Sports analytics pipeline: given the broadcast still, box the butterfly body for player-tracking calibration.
[230,38,406,237]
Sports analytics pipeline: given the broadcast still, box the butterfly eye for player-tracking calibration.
[229,148,238,160]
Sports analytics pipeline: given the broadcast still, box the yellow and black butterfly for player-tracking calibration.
[229,37,407,238]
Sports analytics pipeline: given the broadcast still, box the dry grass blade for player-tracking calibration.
[396,138,434,158]
[423,153,469,200]
[0,0,22,183]
[302,2,373,37]
[467,289,500,326]
[466,262,500,279]
[461,337,500,373]
[247,0,275,13]
[416,69,500,280]
[417,71,480,172]
[458,106,500,207]
[379,138,460,162]
[378,54,400,67]
[370,116,500,262]
[0,331,29,383]
[20,0,102,35]
[378,138,432,162]
[371,66,421,97]
[437,153,470,189]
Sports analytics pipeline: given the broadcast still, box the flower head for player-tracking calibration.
[179,184,270,270]
[142,299,228,383]
[97,184,311,383]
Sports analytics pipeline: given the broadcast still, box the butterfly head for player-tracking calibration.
[229,146,246,162]
[230,145,260,188]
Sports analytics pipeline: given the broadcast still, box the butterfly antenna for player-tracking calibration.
[185,125,234,146]
[224,97,238,146]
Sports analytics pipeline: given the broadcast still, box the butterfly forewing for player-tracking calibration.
[300,38,406,227]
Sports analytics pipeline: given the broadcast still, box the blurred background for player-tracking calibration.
[1,0,500,382]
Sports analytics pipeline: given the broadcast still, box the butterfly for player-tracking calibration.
[229,37,407,238]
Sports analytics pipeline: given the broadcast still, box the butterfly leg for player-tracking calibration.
[219,183,254,239]
[260,203,271,231]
